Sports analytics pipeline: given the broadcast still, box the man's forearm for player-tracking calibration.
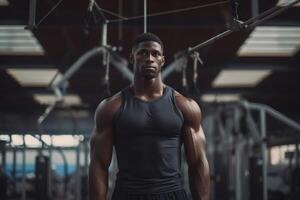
[89,162,109,200]
[188,162,210,200]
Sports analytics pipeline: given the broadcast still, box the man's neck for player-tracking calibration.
[132,76,165,100]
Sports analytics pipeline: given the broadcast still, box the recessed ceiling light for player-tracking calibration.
[212,69,272,87]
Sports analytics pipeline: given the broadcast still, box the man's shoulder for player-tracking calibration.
[173,90,198,107]
[95,92,123,118]
[101,92,122,106]
[173,90,201,118]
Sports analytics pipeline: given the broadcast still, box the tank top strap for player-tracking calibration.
[121,86,130,101]
[165,85,175,101]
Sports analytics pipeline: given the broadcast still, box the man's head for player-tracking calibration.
[131,32,164,53]
[130,33,165,80]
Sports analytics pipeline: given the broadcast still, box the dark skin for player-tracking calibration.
[89,41,210,200]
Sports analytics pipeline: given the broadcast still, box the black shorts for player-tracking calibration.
[111,189,189,200]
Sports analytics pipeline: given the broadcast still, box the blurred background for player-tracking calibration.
[0,0,300,200]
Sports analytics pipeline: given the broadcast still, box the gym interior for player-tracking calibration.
[0,0,300,200]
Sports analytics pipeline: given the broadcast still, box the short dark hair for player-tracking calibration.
[132,32,163,52]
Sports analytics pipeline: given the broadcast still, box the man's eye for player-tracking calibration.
[138,51,148,56]
[152,52,160,57]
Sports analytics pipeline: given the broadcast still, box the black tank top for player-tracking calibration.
[113,86,184,194]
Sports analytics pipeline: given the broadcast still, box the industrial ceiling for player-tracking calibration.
[0,0,299,133]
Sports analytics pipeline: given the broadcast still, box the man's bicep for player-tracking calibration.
[183,125,207,167]
[90,101,114,168]
[90,126,114,168]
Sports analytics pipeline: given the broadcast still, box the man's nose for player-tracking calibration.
[145,53,154,62]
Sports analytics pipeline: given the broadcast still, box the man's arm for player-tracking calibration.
[89,95,121,200]
[176,95,210,200]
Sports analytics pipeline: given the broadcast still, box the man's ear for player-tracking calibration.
[161,56,165,66]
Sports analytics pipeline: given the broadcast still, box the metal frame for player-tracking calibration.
[2,138,88,200]
[242,101,300,200]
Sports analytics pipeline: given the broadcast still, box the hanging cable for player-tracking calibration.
[35,0,64,27]
[26,0,37,29]
[104,52,111,95]
[144,0,147,33]
[88,0,95,12]
[94,2,127,20]
[108,0,230,23]
[182,65,187,88]
[190,51,204,85]
[231,0,239,20]
[92,1,108,21]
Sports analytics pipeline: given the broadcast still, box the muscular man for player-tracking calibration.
[89,33,210,200]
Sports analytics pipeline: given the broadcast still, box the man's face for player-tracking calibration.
[131,41,165,80]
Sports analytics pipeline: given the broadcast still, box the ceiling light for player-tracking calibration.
[33,94,82,105]
[212,69,272,87]
[6,68,62,87]
[11,135,24,146]
[238,26,300,57]
[277,0,300,7]
[0,0,9,6]
[0,25,44,55]
[24,135,42,147]
[51,135,80,147]
[202,94,241,102]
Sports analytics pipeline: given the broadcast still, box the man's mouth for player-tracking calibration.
[143,65,156,69]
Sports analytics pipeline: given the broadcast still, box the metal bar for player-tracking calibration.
[54,47,106,88]
[260,110,268,200]
[244,2,280,25]
[53,87,63,100]
[48,138,53,199]
[0,143,6,171]
[188,29,233,53]
[118,0,123,41]
[75,143,81,200]
[101,22,108,46]
[37,102,57,125]
[84,138,89,175]
[251,0,259,17]
[28,0,37,28]
[53,47,133,87]
[248,0,300,28]
[245,102,300,132]
[296,143,299,168]
[235,138,243,200]
[21,135,26,200]
[144,0,147,33]
[12,148,16,179]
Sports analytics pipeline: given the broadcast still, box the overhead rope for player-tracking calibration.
[35,0,65,27]
[107,0,230,23]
